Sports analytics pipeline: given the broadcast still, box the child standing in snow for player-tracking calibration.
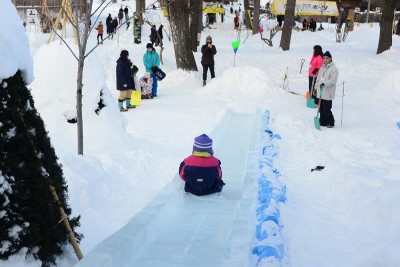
[95,21,104,44]
[140,73,153,99]
[179,134,225,196]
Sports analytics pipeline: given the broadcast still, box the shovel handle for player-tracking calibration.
[317,87,323,113]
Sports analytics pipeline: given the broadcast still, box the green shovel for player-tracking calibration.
[314,86,323,130]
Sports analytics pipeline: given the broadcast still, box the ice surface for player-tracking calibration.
[77,111,257,267]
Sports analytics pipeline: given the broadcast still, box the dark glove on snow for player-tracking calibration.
[312,68,319,75]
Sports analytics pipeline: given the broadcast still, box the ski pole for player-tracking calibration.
[341,81,345,127]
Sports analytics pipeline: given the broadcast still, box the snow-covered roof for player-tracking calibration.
[0,1,33,83]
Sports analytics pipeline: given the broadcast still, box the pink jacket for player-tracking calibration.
[308,55,323,77]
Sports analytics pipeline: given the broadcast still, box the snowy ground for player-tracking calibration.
[2,0,400,266]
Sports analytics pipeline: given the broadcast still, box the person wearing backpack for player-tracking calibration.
[179,134,225,196]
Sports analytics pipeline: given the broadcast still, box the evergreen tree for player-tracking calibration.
[0,71,82,267]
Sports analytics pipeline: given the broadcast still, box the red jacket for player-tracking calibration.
[308,55,322,77]
[96,24,104,34]
[179,154,222,182]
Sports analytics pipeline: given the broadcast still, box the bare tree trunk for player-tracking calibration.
[167,0,197,71]
[279,0,296,51]
[243,0,252,29]
[252,0,260,34]
[377,0,396,54]
[189,0,202,52]
[136,0,145,21]
[75,0,93,155]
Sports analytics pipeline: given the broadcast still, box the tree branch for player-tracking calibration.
[50,28,79,60]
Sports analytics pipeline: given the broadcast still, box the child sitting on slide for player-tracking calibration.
[179,134,225,196]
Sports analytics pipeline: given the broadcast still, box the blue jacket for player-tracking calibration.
[116,58,134,90]
[143,50,160,74]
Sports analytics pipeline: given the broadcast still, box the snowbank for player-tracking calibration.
[0,1,33,83]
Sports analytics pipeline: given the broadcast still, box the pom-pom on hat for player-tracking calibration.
[193,134,213,155]
[323,51,332,58]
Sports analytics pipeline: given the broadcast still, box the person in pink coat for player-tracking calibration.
[308,45,323,105]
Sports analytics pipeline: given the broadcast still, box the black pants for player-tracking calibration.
[184,179,224,196]
[97,34,103,43]
[202,64,215,81]
[319,99,335,126]
[309,76,317,104]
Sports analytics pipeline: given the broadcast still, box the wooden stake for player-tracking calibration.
[49,185,83,261]
[47,0,78,44]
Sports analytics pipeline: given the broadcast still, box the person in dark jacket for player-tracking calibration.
[116,50,135,111]
[179,134,225,196]
[124,6,129,21]
[201,35,217,87]
[150,25,157,46]
[309,18,317,32]
[396,17,400,35]
[112,17,118,34]
[106,14,115,39]
[106,14,113,33]
[118,8,124,24]
[155,24,163,46]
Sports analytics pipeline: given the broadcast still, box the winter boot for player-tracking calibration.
[118,100,127,112]
[126,99,135,109]
[203,80,206,87]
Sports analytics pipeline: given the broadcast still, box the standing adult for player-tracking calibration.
[302,18,308,31]
[308,45,323,104]
[143,43,160,97]
[201,35,217,87]
[315,51,339,128]
[234,12,239,30]
[112,17,118,34]
[149,25,157,46]
[118,8,124,24]
[106,14,114,39]
[106,14,113,34]
[124,6,129,19]
[156,24,163,46]
[116,50,135,111]
[277,15,284,27]
[309,18,317,31]
[396,17,400,35]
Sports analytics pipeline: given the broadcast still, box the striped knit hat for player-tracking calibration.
[193,134,213,155]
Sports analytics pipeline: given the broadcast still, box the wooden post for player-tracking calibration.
[47,0,78,44]
[49,185,83,261]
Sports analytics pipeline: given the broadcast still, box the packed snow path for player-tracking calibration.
[77,111,258,267]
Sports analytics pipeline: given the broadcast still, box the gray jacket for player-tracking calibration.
[315,61,338,100]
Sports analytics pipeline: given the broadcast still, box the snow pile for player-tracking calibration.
[30,41,129,154]
[253,110,286,266]
[0,1,33,83]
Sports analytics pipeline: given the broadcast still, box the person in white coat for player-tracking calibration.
[315,51,338,128]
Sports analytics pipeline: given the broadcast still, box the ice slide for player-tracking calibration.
[77,111,261,267]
